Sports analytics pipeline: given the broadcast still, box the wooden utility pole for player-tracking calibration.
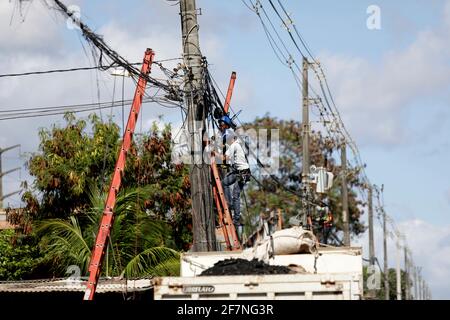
[368,185,375,264]
[0,145,20,209]
[341,143,350,246]
[180,0,216,251]
[383,208,390,300]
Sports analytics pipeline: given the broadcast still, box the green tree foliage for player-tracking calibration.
[123,122,192,250]
[241,115,366,244]
[0,229,42,280]
[9,113,192,250]
[4,113,192,279]
[35,186,180,278]
[9,113,120,233]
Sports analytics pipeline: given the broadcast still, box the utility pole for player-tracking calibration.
[423,283,427,300]
[368,185,375,264]
[404,247,410,300]
[301,57,311,226]
[420,275,424,300]
[417,268,422,300]
[180,0,216,251]
[420,278,424,300]
[383,208,390,300]
[424,281,427,300]
[340,143,350,246]
[302,57,310,181]
[396,239,402,300]
[414,266,419,300]
[0,145,20,209]
[364,184,377,299]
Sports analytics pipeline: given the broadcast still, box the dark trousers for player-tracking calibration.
[221,171,245,225]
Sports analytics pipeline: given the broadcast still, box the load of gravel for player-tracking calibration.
[200,258,294,276]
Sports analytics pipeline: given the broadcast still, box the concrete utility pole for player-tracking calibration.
[0,145,20,209]
[424,281,427,300]
[301,57,311,224]
[340,143,350,246]
[421,278,424,300]
[423,283,427,300]
[404,247,410,300]
[180,0,216,251]
[396,240,402,300]
[420,276,424,300]
[417,268,422,300]
[383,208,390,300]
[302,57,310,181]
[414,266,419,300]
[368,185,375,264]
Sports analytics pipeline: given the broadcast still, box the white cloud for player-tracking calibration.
[0,1,59,53]
[318,1,450,147]
[354,218,450,299]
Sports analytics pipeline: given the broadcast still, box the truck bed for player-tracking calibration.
[153,273,361,300]
[153,247,363,300]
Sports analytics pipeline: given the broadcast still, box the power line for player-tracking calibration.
[0,96,183,121]
[263,0,370,185]
[49,0,180,96]
[247,0,304,92]
[246,1,423,291]
[0,58,182,79]
[281,5,366,189]
[276,0,316,60]
[0,65,114,78]
[266,0,305,57]
[242,0,412,253]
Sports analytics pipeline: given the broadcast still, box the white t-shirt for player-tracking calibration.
[225,140,249,170]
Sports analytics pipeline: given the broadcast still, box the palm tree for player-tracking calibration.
[35,185,180,278]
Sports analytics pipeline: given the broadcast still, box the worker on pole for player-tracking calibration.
[220,131,250,233]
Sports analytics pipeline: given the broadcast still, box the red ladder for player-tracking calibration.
[83,49,155,301]
[211,156,241,251]
[211,71,241,251]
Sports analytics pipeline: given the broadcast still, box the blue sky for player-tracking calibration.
[0,0,449,298]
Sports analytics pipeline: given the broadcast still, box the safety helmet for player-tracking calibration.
[218,115,232,127]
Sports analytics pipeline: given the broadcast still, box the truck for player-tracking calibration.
[153,246,363,300]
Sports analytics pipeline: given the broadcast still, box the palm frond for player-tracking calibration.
[34,217,92,274]
[120,247,179,278]
[35,184,181,278]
